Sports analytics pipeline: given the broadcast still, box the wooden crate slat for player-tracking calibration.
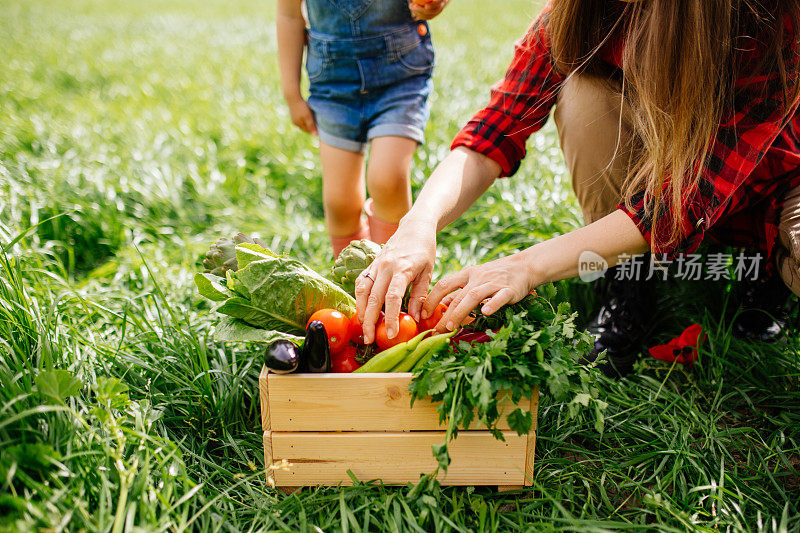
[268,430,526,486]
[265,372,514,432]
[524,388,539,485]
[263,430,273,485]
[259,366,271,431]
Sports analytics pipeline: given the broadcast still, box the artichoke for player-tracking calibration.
[331,239,382,295]
[202,232,268,276]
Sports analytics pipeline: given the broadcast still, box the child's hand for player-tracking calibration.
[286,96,318,136]
[409,0,448,20]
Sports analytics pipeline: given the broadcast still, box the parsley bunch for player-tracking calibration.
[409,286,608,471]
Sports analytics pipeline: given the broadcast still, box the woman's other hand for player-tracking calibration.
[355,218,437,344]
[424,249,540,332]
[409,0,449,20]
[421,210,651,331]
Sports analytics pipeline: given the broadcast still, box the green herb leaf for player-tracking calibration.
[507,408,533,436]
[95,376,130,410]
[431,443,450,470]
[410,288,607,471]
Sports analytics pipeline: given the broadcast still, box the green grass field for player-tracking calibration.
[1,0,799,531]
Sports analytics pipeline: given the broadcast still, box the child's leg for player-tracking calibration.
[319,140,369,256]
[365,135,416,243]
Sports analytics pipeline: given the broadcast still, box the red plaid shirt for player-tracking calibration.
[452,6,800,263]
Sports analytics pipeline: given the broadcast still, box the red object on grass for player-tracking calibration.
[648,323,704,365]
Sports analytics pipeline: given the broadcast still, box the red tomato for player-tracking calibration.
[348,314,365,345]
[332,344,358,361]
[419,303,447,331]
[307,309,351,354]
[331,345,360,373]
[349,311,385,345]
[331,356,361,373]
[375,312,418,351]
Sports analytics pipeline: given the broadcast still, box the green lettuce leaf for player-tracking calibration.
[196,243,356,338]
[215,297,275,325]
[230,254,356,334]
[194,273,230,302]
[214,316,303,344]
[225,269,244,297]
[236,243,276,269]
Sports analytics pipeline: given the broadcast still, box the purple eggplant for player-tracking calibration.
[264,340,301,374]
[302,320,331,373]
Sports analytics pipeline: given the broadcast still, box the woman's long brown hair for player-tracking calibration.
[548,0,800,252]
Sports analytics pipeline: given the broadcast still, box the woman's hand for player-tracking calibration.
[424,249,540,332]
[355,218,437,344]
[409,0,449,20]
[355,147,501,343]
[286,96,317,135]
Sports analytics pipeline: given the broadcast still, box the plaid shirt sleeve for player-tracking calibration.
[450,6,564,177]
[619,26,800,258]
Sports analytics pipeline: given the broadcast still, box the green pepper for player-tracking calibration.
[411,330,459,371]
[392,330,456,372]
[354,330,428,373]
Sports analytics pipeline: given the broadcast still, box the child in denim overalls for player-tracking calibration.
[277,0,449,257]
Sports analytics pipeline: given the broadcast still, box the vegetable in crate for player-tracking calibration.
[331,345,362,373]
[354,330,428,373]
[348,313,366,345]
[303,320,331,373]
[195,241,355,345]
[409,289,608,471]
[375,312,418,351]
[393,330,456,372]
[202,232,268,275]
[331,239,382,295]
[306,308,351,354]
[264,340,301,374]
[418,303,447,331]
[332,357,361,373]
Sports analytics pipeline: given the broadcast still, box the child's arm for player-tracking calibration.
[409,0,450,21]
[277,0,317,135]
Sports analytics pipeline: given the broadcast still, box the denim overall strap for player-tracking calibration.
[307,24,431,91]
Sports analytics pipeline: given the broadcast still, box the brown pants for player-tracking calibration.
[553,75,800,296]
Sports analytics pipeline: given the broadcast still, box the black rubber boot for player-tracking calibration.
[731,270,792,342]
[582,258,657,378]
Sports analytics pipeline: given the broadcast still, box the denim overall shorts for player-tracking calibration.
[304,0,435,153]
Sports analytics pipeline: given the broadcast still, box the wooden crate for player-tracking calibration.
[259,367,538,490]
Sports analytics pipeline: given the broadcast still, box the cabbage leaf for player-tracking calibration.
[195,244,356,339]
[214,316,303,345]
